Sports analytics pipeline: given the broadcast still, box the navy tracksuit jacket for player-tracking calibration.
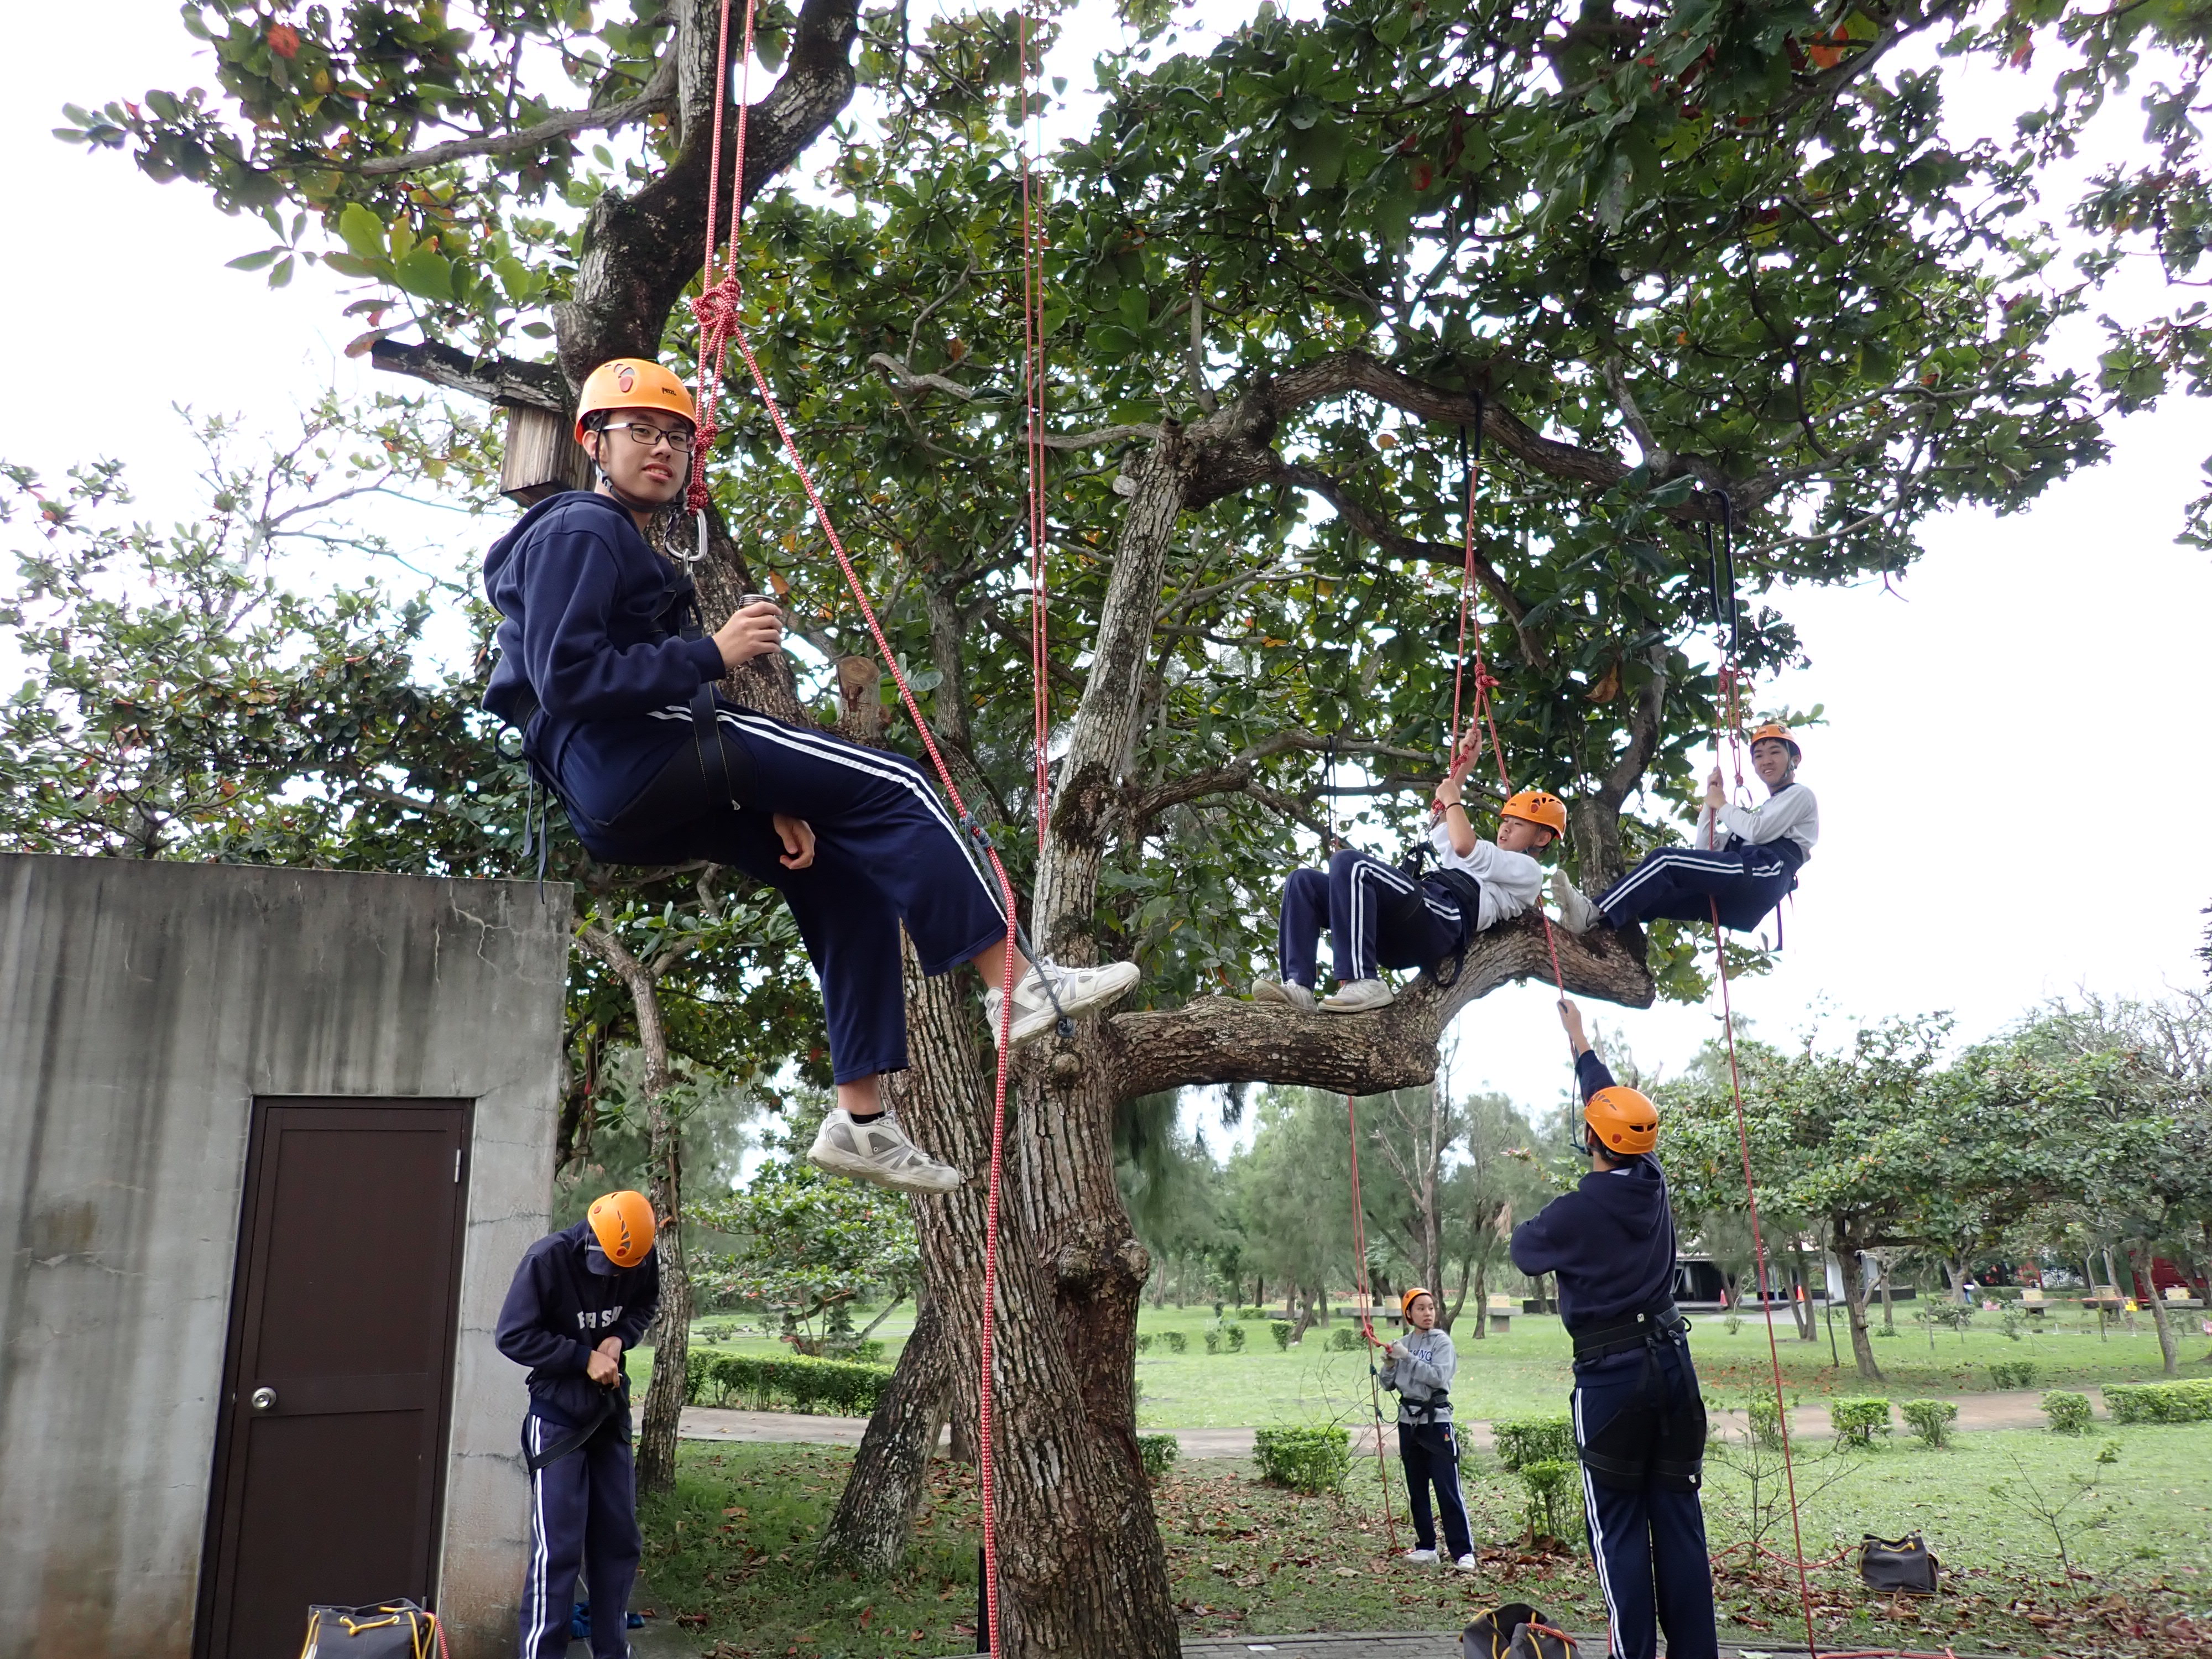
[1511,1053,1718,1659]
[484,492,1006,1081]
[496,1223,660,1659]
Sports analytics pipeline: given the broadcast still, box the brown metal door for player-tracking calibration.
[197,1099,471,1659]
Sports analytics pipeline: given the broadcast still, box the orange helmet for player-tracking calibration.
[1401,1286,1435,1318]
[1747,722,1801,761]
[1584,1086,1658,1157]
[573,358,697,442]
[587,1190,658,1268]
[1501,789,1568,838]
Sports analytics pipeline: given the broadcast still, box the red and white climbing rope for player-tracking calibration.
[1342,1089,1399,1552]
[683,0,1035,1646]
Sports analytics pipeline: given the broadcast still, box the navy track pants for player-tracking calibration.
[578,705,1008,1082]
[1278,848,1463,986]
[1399,1420,1474,1559]
[1571,1348,1719,1659]
[1595,844,1796,934]
[518,1415,640,1659]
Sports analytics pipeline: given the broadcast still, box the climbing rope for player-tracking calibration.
[1702,494,1822,1657]
[1342,1090,1399,1552]
[685,1,1031,1646]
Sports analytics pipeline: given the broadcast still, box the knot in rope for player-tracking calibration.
[686,275,743,513]
[691,273,743,342]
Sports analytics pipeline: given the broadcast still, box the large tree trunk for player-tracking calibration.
[2127,1241,2180,1376]
[818,1291,952,1572]
[1829,1232,1882,1382]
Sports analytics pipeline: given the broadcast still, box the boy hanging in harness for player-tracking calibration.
[1510,1000,1717,1659]
[1378,1287,1476,1571]
[1251,750,1567,1014]
[483,359,1140,1194]
[1551,723,1813,937]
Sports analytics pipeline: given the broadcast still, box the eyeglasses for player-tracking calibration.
[598,421,696,452]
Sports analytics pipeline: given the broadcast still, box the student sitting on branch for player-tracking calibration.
[1378,1287,1475,1572]
[1251,752,1566,1013]
[1510,999,1718,1659]
[1551,723,1814,936]
[483,358,1139,1193]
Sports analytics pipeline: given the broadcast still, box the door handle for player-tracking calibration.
[249,1386,278,1413]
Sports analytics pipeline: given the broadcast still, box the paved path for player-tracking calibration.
[681,1387,2100,1456]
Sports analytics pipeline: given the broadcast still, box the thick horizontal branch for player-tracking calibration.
[1102,912,1654,1097]
[368,338,570,411]
[355,74,675,176]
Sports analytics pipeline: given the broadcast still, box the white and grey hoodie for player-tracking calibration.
[1378,1325,1457,1426]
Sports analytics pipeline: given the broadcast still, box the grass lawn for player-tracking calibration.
[638,1423,2212,1658]
[662,1301,2210,1428]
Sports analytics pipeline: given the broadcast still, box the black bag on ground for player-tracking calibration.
[1860,1531,1940,1595]
[298,1599,444,1658]
[1465,1604,1576,1659]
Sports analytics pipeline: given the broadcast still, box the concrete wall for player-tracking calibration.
[0,855,571,1659]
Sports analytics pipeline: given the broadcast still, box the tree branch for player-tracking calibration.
[869,352,979,403]
[355,68,676,176]
[1102,913,1654,1098]
[368,338,571,411]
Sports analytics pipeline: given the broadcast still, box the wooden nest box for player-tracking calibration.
[499,403,592,507]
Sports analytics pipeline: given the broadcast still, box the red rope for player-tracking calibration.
[686,3,1023,1646]
[1706,655,1820,1657]
[1342,1091,1398,1552]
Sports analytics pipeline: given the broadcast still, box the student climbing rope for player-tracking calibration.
[482,358,1140,1193]
[1250,752,1567,1013]
[1378,1287,1475,1571]
[1550,723,1814,937]
[1510,999,1717,1659]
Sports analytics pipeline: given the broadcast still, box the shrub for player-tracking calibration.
[1989,1360,2039,1390]
[1137,1434,1180,1480]
[1874,1323,1901,1339]
[1721,1311,1743,1335]
[1162,1330,1188,1355]
[1254,1426,1352,1495]
[1747,1395,1786,1451]
[2104,1380,2212,1425]
[1901,1399,1959,1449]
[1136,1333,1155,1354]
[1270,1321,1292,1352]
[1204,1328,1221,1356]
[684,1352,893,1416]
[1237,1306,1267,1322]
[2042,1390,2094,1434]
[829,1338,885,1365]
[1830,1397,1893,1448]
[1519,1458,1580,1544]
[1492,1416,1576,1472]
[1327,1324,1362,1352]
[1225,1323,1247,1353]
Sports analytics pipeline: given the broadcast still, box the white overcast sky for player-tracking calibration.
[6,3,2207,1132]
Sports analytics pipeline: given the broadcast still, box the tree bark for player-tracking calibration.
[1829,1232,1882,1382]
[818,1291,952,1573]
[2127,1241,2180,1376]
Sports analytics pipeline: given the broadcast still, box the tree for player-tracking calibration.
[73,0,2167,1646]
[1232,1088,1358,1339]
[1446,1089,1543,1335]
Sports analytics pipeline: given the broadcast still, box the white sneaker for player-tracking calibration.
[807,1108,963,1193]
[982,959,1141,1047]
[1402,1547,1439,1565]
[1452,1552,1477,1572]
[1550,870,1602,935]
[1250,976,1317,1013]
[1321,977,1395,1013]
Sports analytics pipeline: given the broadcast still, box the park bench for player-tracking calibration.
[1485,1294,1515,1333]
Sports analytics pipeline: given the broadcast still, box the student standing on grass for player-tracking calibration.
[497,1191,660,1659]
[1509,1000,1718,1659]
[1378,1287,1475,1571]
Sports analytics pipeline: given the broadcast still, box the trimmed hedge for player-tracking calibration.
[1492,1415,1575,1472]
[684,1349,892,1415]
[2104,1380,2212,1425]
[1518,1458,1581,1545]
[1830,1397,1893,1448]
[1254,1426,1352,1495]
[1138,1434,1180,1479]
[1270,1321,1293,1352]
[2042,1390,2094,1434]
[1900,1398,1958,1448]
[1988,1360,2039,1390]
